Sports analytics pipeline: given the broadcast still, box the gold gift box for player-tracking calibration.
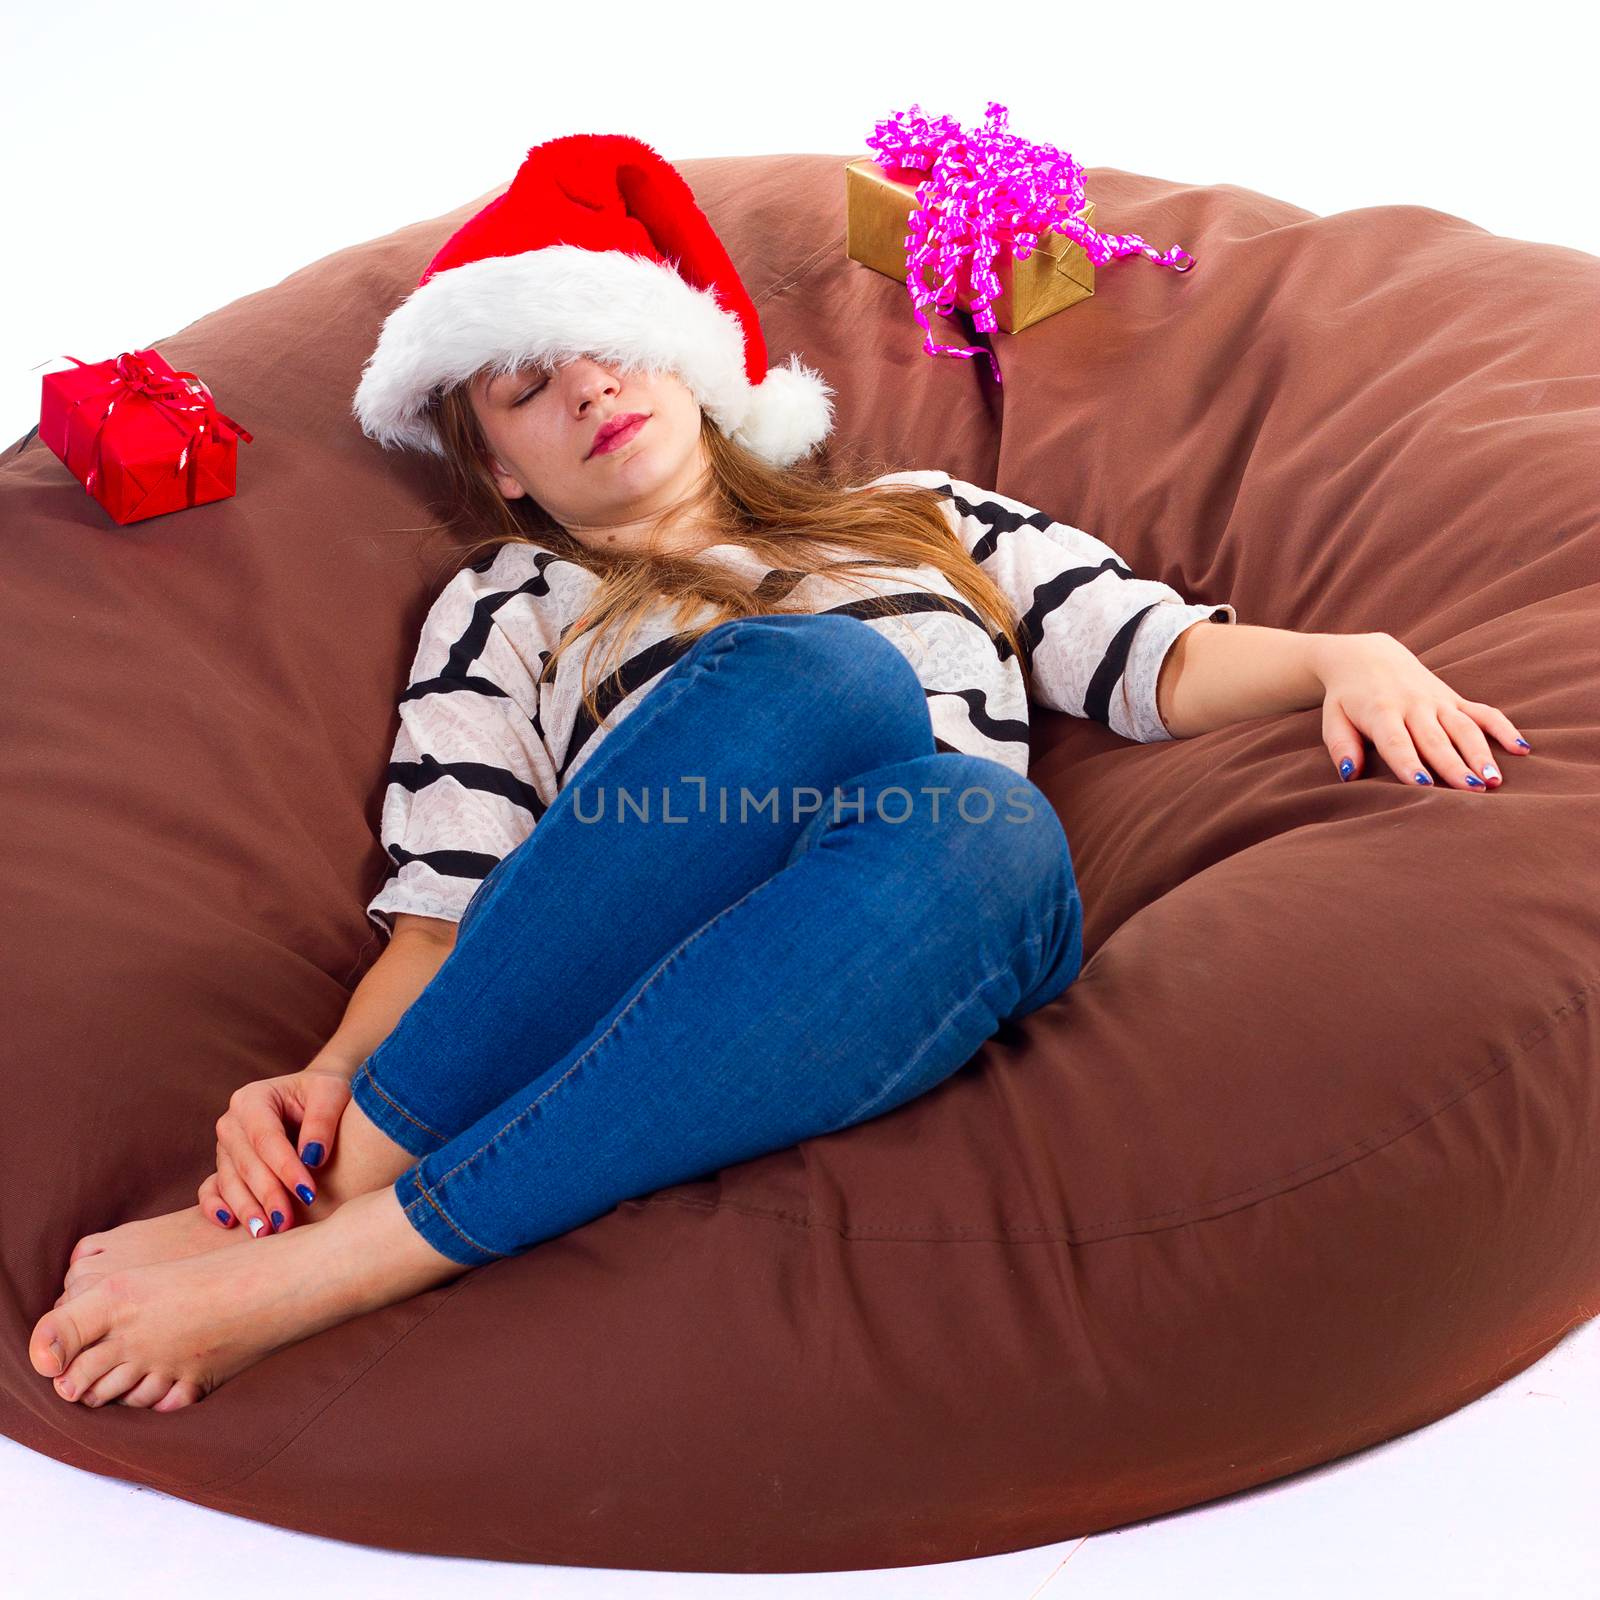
[844,155,1097,334]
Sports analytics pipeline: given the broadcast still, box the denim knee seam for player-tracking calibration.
[835,930,1047,1127]
[353,1057,451,1149]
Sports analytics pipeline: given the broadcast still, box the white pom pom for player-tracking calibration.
[729,352,837,468]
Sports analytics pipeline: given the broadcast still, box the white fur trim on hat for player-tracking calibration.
[352,245,835,469]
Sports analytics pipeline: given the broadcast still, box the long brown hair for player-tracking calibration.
[421,374,1032,728]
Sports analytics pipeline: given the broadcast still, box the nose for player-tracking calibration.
[573,358,619,396]
[575,365,622,414]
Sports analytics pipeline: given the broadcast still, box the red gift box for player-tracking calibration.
[39,348,253,525]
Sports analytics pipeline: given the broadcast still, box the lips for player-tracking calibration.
[589,413,648,458]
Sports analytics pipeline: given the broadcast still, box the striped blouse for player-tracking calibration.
[364,467,1236,939]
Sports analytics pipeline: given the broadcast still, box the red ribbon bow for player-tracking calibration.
[61,351,253,506]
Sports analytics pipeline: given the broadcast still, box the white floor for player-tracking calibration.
[3,1313,1595,1599]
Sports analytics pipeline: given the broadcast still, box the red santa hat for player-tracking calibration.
[352,132,837,469]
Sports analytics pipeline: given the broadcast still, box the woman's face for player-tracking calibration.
[468,355,716,557]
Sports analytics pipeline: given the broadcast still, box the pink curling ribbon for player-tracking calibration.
[59,351,253,508]
[865,101,1196,385]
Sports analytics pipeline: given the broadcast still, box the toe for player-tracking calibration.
[116,1374,177,1408]
[63,1259,98,1293]
[56,1335,124,1403]
[56,1270,99,1308]
[81,1362,143,1408]
[68,1234,105,1267]
[31,1284,113,1381]
[153,1380,204,1412]
[30,1313,75,1380]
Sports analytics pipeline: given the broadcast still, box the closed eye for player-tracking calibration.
[513,380,546,406]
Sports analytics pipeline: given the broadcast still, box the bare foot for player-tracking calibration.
[58,1206,263,1307]
[56,1096,423,1335]
[29,1185,473,1411]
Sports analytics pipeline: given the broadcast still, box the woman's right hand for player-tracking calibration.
[198,1063,354,1238]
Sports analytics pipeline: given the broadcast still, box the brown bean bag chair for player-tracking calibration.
[3,150,1596,1572]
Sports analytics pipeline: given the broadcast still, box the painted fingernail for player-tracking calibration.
[1339,757,1355,781]
[215,1209,231,1225]
[248,1216,265,1238]
[1466,775,1486,789]
[271,1211,285,1231]
[295,1184,315,1205]
[1414,771,1432,785]
[1515,739,1531,749]
[1483,764,1500,782]
[300,1142,324,1167]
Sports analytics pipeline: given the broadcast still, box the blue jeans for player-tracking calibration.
[349,612,1084,1268]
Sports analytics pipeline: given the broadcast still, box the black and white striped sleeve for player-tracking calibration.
[365,574,558,940]
[917,470,1237,742]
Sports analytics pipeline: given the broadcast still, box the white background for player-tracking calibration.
[7,0,1598,442]
[6,0,1597,1593]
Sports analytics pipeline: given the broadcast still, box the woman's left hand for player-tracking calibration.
[1311,632,1533,790]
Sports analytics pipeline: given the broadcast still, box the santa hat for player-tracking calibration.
[352,132,837,469]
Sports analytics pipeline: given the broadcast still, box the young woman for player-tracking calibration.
[31,135,1531,1413]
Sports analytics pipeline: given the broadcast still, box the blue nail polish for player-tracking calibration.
[1465,775,1485,788]
[1338,757,1354,781]
[296,1184,315,1205]
[1414,771,1432,785]
[1516,738,1531,749]
[271,1210,285,1230]
[301,1142,324,1167]
[215,1209,231,1224]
